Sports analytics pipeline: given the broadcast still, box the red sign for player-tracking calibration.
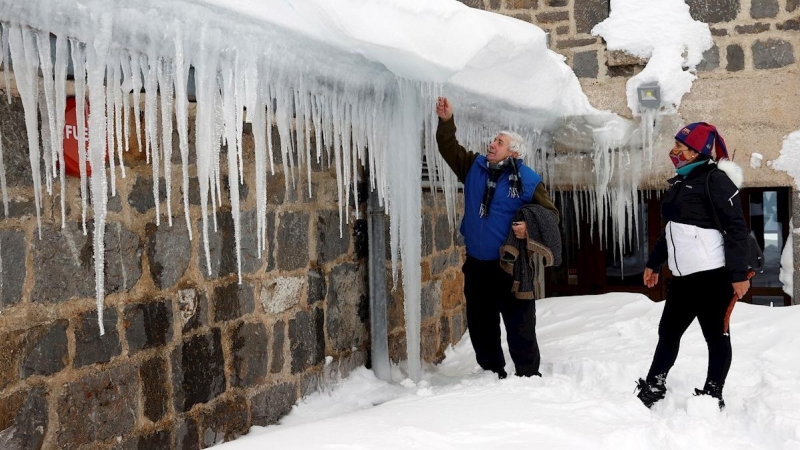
[63,97,92,177]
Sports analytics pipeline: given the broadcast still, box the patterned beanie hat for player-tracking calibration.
[675,122,729,161]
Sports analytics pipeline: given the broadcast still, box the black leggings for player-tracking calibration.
[646,267,735,387]
[462,256,540,376]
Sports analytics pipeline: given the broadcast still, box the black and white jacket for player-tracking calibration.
[646,159,750,282]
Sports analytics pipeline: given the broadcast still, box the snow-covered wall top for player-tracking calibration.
[2,0,608,125]
[592,0,713,117]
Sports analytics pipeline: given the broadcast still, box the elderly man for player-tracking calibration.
[435,97,558,378]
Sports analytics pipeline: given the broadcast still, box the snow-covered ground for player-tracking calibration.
[219,293,800,450]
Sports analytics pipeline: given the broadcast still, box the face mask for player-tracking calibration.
[670,151,694,169]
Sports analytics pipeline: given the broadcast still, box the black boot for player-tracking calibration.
[694,380,725,409]
[635,374,667,408]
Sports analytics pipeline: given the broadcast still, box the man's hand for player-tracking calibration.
[732,280,750,299]
[643,267,659,288]
[511,221,527,239]
[436,97,453,121]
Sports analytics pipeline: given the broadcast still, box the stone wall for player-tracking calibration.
[0,95,468,449]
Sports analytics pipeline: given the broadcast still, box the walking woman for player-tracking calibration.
[636,123,751,409]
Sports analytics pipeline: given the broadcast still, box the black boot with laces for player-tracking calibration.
[635,374,667,408]
[694,380,725,410]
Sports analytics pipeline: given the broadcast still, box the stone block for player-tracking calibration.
[452,309,466,342]
[172,329,226,412]
[250,383,298,426]
[146,220,191,289]
[260,277,304,314]
[21,320,69,378]
[6,198,36,218]
[605,50,647,67]
[422,280,443,320]
[573,51,599,78]
[753,39,796,69]
[751,0,778,18]
[442,276,464,311]
[697,44,720,71]
[199,395,249,446]
[178,288,209,334]
[0,97,34,188]
[686,0,740,23]
[31,222,142,303]
[55,365,137,449]
[0,230,26,308]
[124,300,173,354]
[175,417,200,450]
[213,282,254,323]
[434,215,452,252]
[326,263,368,352]
[777,18,800,30]
[548,0,567,5]
[199,209,266,279]
[127,175,166,214]
[457,0,485,9]
[136,429,171,450]
[271,321,285,374]
[140,356,169,423]
[231,322,269,388]
[488,0,501,9]
[289,308,325,373]
[421,216,433,257]
[711,27,729,36]
[504,0,536,8]
[316,210,350,265]
[307,267,327,304]
[536,11,569,23]
[439,315,452,351]
[0,387,47,450]
[726,44,745,71]
[735,23,770,34]
[277,211,310,270]
[421,322,440,363]
[74,307,122,368]
[266,172,287,205]
[607,65,635,78]
[556,38,598,49]
[789,0,799,12]
[575,0,609,34]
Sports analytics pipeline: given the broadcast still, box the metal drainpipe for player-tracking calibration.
[367,187,391,381]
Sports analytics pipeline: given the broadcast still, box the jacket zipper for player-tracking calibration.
[668,222,682,276]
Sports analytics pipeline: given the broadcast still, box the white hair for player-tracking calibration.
[498,130,527,156]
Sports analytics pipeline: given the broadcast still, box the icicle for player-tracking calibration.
[2,24,10,104]
[221,62,242,283]
[105,63,117,196]
[143,54,160,224]
[7,25,43,237]
[70,39,89,235]
[172,26,193,240]
[157,58,174,226]
[111,55,126,184]
[35,32,57,193]
[0,133,8,217]
[85,14,113,336]
[194,26,222,276]
[130,55,143,156]
[53,34,68,228]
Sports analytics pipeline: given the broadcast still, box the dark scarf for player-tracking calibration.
[479,157,522,218]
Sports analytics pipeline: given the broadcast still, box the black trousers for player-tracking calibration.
[463,256,540,376]
[646,267,735,387]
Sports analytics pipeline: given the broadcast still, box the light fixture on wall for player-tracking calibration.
[637,83,661,109]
